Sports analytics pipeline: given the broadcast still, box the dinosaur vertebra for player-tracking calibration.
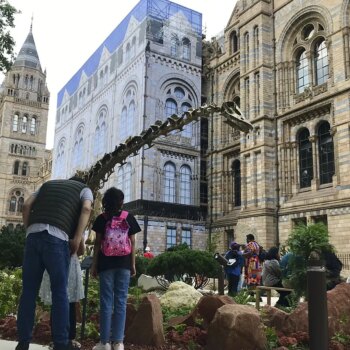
[76,101,252,196]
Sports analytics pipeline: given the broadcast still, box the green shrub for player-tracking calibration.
[0,225,26,269]
[284,222,336,298]
[0,268,22,318]
[130,255,151,287]
[146,244,220,289]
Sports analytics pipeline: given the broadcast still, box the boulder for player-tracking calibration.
[137,274,164,292]
[125,294,165,347]
[205,304,267,350]
[193,294,235,328]
[160,281,203,309]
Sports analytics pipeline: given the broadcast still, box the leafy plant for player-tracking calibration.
[232,288,253,304]
[162,305,193,324]
[0,268,22,318]
[146,244,220,289]
[284,223,336,298]
[0,225,26,268]
[332,332,350,345]
[264,326,278,350]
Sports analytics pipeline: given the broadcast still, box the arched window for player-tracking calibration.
[230,31,238,54]
[171,34,179,57]
[165,98,177,116]
[73,126,84,168]
[22,162,28,176]
[182,38,191,60]
[164,162,176,203]
[9,196,16,212]
[253,26,259,65]
[120,107,127,141]
[55,139,66,178]
[13,160,20,175]
[30,117,36,135]
[94,109,107,156]
[21,116,28,133]
[131,37,136,57]
[8,190,24,214]
[127,101,135,138]
[244,32,249,70]
[298,128,313,188]
[180,165,191,204]
[13,114,19,132]
[116,163,132,202]
[181,103,192,137]
[126,43,131,61]
[232,160,241,207]
[318,122,334,185]
[296,49,309,93]
[314,39,328,85]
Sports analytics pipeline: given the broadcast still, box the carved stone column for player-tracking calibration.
[330,126,339,186]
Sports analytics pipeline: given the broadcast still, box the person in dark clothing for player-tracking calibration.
[16,177,93,350]
[323,250,343,290]
[224,242,244,297]
[262,247,291,307]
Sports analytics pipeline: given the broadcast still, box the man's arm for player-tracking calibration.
[22,194,36,228]
[70,199,92,254]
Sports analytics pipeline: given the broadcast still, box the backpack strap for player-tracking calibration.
[119,210,128,219]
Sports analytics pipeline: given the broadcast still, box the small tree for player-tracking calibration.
[0,225,26,268]
[284,222,336,298]
[0,0,18,73]
[146,243,220,289]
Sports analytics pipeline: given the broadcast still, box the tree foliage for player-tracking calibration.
[146,243,220,289]
[0,225,26,268]
[284,222,336,298]
[0,0,18,73]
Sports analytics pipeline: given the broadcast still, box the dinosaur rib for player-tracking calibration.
[76,102,252,196]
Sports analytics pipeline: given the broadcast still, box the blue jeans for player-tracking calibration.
[99,267,130,343]
[17,231,70,349]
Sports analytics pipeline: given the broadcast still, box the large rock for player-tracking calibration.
[205,304,267,350]
[137,274,164,292]
[125,294,165,347]
[160,281,203,309]
[193,294,235,329]
[263,283,350,338]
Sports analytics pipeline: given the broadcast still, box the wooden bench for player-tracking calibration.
[254,285,294,309]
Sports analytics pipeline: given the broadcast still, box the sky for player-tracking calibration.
[2,0,237,149]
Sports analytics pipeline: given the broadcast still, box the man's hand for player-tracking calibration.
[69,237,81,255]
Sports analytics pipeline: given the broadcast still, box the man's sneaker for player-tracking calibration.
[15,342,29,350]
[113,343,124,350]
[92,342,112,350]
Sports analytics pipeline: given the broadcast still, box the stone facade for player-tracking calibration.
[203,0,350,271]
[0,25,51,229]
[52,0,207,254]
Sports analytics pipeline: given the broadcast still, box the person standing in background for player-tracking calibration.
[243,234,262,288]
[143,246,154,259]
[224,242,244,296]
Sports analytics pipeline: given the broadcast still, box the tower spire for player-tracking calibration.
[30,14,33,32]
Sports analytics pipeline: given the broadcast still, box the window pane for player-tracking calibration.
[318,122,334,184]
[166,227,177,249]
[315,40,328,85]
[164,163,176,202]
[296,50,309,93]
[180,166,191,204]
[165,99,177,117]
[232,160,241,206]
[299,129,313,188]
[181,228,191,248]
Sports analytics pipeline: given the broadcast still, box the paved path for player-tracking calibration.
[0,339,48,350]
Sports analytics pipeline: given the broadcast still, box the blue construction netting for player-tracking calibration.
[57,0,202,108]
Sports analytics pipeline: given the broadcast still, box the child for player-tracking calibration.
[39,239,85,349]
[224,242,244,297]
[91,187,141,350]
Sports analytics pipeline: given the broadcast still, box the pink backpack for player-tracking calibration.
[101,211,131,256]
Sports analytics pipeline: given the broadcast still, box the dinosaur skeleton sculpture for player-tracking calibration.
[76,102,253,196]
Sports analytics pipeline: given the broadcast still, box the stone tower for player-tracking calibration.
[0,23,51,229]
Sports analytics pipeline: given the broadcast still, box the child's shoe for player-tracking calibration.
[93,342,111,350]
[112,343,124,350]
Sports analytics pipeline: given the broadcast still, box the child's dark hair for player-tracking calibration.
[102,187,124,213]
